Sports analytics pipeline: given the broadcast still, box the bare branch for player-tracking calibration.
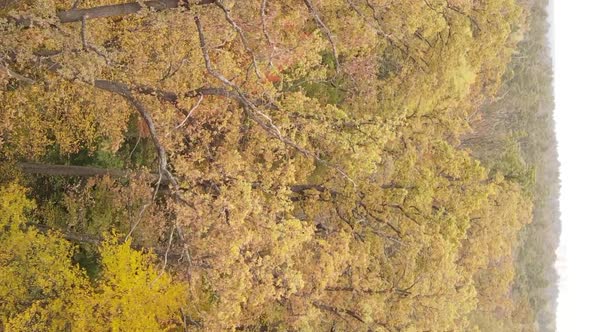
[176,94,203,129]
[0,63,36,84]
[113,91,192,264]
[260,0,276,67]
[311,301,351,327]
[302,0,340,73]
[135,84,181,104]
[423,0,441,14]
[71,0,82,9]
[80,15,88,50]
[160,57,187,82]
[125,201,151,241]
[193,11,355,185]
[32,223,183,260]
[18,162,128,178]
[154,224,176,280]
[10,0,217,27]
[445,1,480,32]
[78,15,115,65]
[214,0,262,79]
[86,79,193,264]
[18,162,407,201]
[56,0,214,23]
[346,0,429,73]
[312,301,365,324]
[127,135,142,161]
[346,0,407,56]
[91,81,170,178]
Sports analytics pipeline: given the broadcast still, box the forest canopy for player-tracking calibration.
[0,0,557,331]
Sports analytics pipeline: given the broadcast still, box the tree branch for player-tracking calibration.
[0,63,36,84]
[193,10,355,185]
[213,0,262,79]
[312,301,365,324]
[302,0,340,73]
[91,79,193,265]
[32,223,183,260]
[260,0,276,67]
[346,0,408,56]
[17,162,129,178]
[9,0,214,27]
[56,0,214,23]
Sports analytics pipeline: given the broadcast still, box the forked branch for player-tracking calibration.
[302,0,340,73]
[193,11,355,185]
[214,0,262,79]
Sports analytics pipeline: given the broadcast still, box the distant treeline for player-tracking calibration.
[0,0,556,330]
[463,0,558,330]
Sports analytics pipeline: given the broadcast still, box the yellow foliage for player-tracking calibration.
[0,0,534,329]
[0,183,187,331]
[0,182,35,229]
[69,236,187,331]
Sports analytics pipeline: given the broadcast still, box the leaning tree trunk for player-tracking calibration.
[18,162,129,178]
[11,0,216,26]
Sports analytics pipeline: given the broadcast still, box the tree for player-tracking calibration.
[0,182,187,331]
[0,0,536,330]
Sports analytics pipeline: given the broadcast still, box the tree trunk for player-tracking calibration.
[33,223,182,260]
[9,0,215,26]
[18,162,129,178]
[56,0,215,23]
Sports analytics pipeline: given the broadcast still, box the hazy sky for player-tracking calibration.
[554,1,590,331]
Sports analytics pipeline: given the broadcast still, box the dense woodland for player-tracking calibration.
[0,0,558,331]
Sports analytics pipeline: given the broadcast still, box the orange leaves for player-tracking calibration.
[264,70,282,83]
[137,117,151,138]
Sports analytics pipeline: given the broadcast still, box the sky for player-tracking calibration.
[554,1,590,331]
